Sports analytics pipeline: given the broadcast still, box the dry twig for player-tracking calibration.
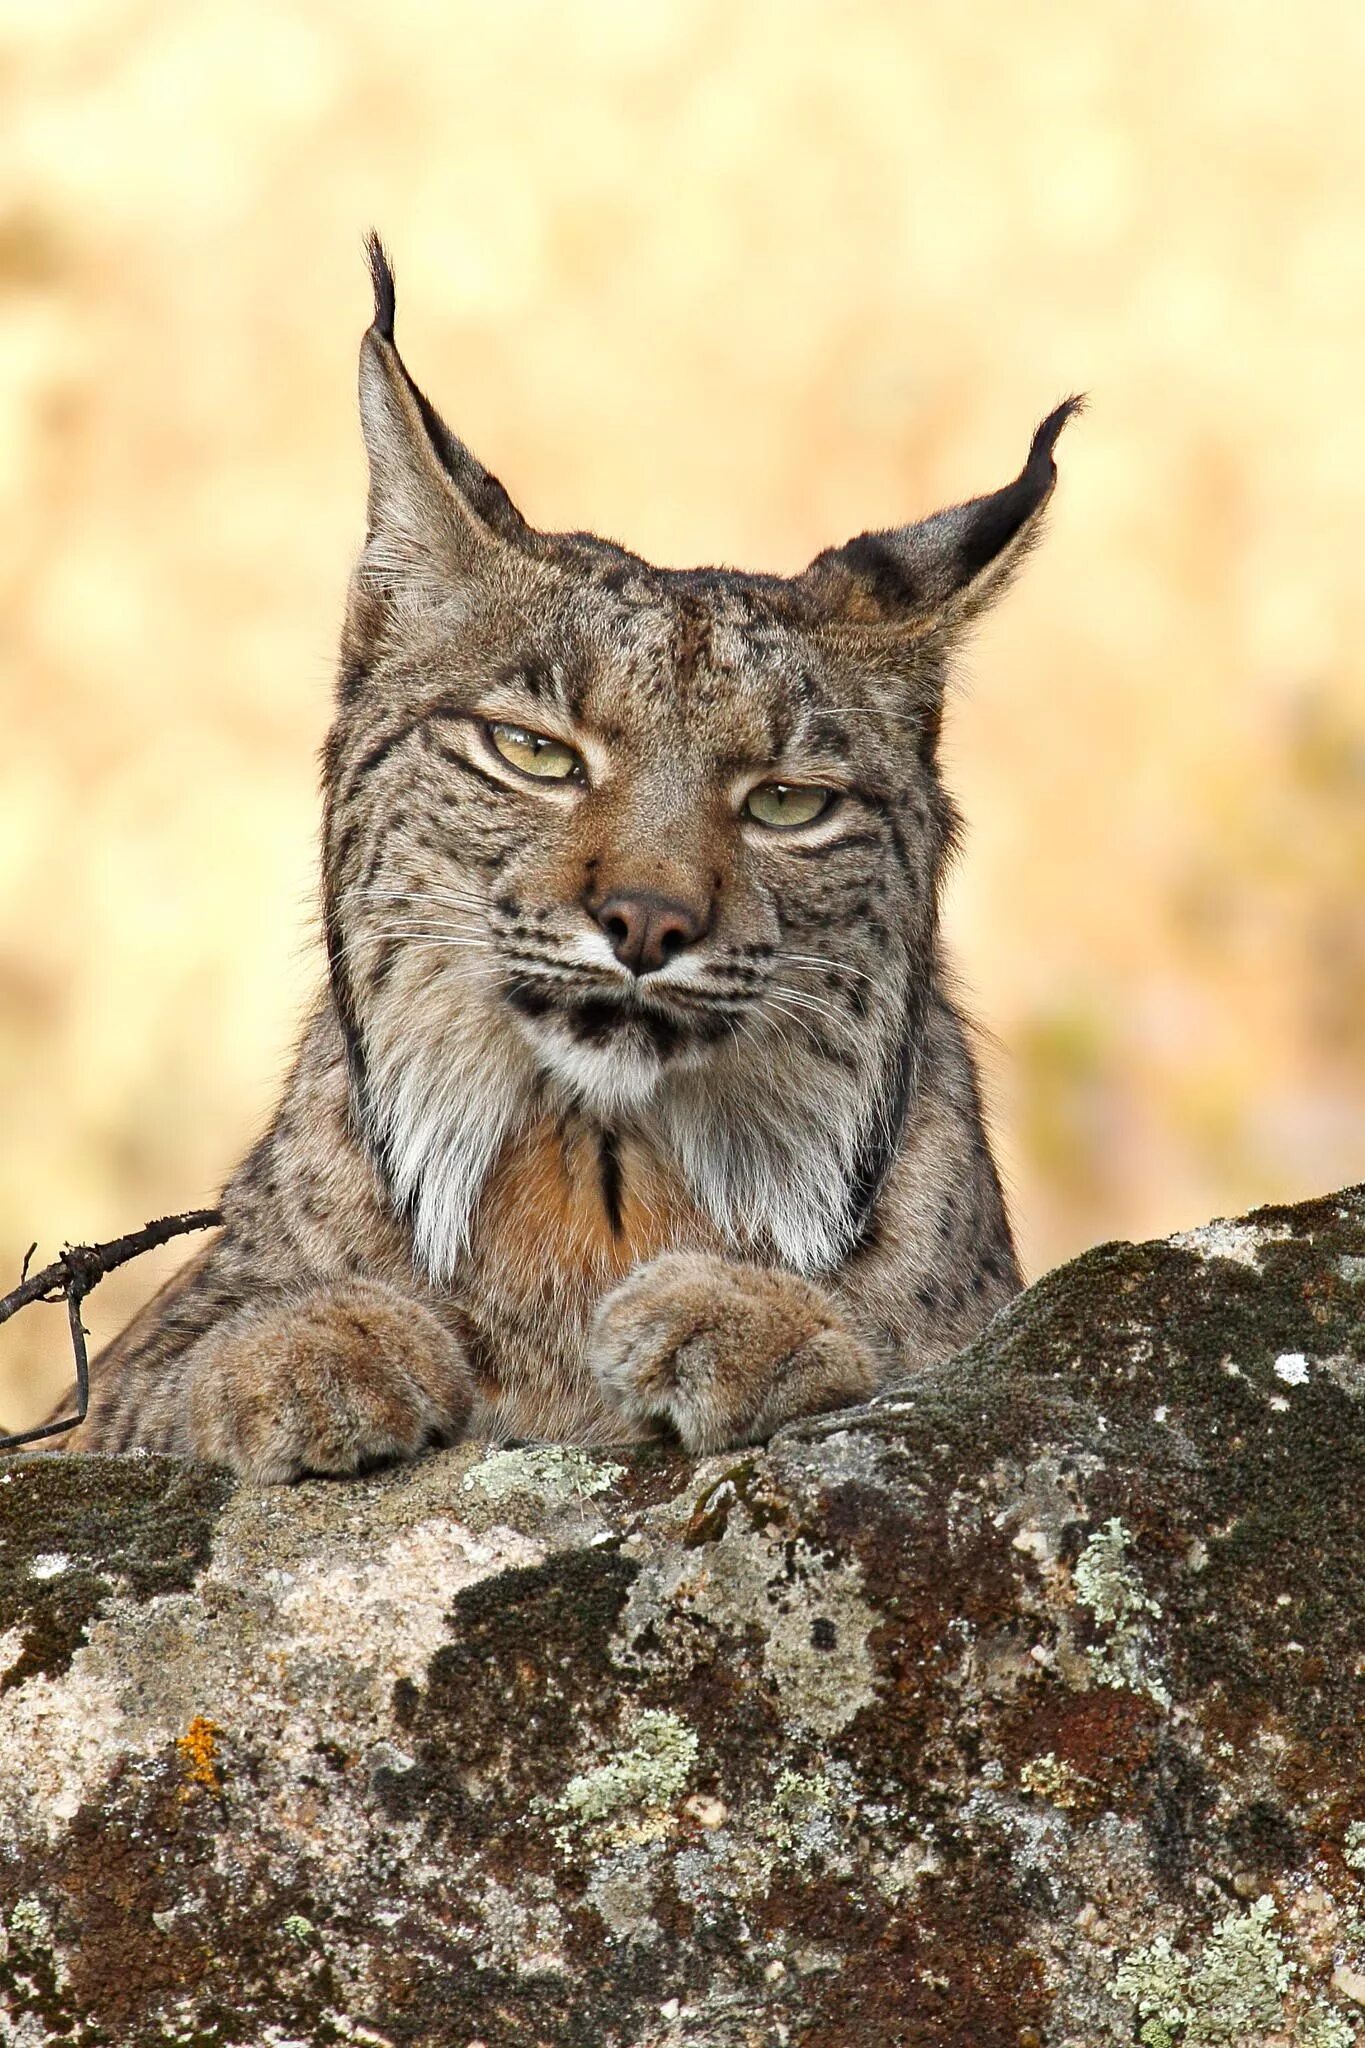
[0,1210,221,1451]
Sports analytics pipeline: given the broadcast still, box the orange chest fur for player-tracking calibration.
[467,1116,705,1308]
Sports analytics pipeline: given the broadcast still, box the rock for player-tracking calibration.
[1,1187,1363,2047]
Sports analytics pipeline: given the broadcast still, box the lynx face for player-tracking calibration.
[322,239,1076,1283]
[463,615,848,1117]
[336,564,942,1108]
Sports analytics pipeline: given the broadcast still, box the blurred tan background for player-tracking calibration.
[3,0,1364,1428]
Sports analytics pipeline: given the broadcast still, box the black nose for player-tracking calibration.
[593,891,710,976]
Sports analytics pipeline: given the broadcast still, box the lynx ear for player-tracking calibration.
[357,234,529,582]
[799,398,1082,635]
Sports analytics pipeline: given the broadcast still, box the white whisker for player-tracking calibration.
[761,995,829,1057]
[779,950,878,987]
[810,704,926,727]
[349,886,491,915]
[768,986,847,1030]
[351,926,489,944]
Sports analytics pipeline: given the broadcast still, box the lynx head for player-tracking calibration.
[322,237,1077,1280]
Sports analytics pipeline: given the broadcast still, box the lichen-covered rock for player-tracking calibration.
[2,1187,1364,2047]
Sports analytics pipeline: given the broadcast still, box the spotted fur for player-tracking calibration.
[60,239,1077,1479]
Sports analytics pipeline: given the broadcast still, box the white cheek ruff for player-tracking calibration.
[661,1099,859,1275]
[658,1013,904,1277]
[367,999,532,1284]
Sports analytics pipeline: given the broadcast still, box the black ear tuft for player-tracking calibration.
[365,231,396,342]
[956,393,1086,577]
[1032,393,1086,466]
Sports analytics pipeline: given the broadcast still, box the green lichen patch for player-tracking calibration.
[1074,1519,1161,1633]
[462,1443,625,1506]
[1018,1749,1091,1806]
[556,1708,698,1843]
[1298,2006,1357,2048]
[1112,1895,1357,2047]
[7,1894,53,1946]
[1074,1516,1170,1705]
[1115,1932,1192,2046]
[0,1455,231,1691]
[760,1762,863,1868]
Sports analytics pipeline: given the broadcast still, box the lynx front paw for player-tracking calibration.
[185,1283,473,1483]
[588,1252,878,1454]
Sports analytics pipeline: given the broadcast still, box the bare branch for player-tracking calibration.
[0,1209,221,1452]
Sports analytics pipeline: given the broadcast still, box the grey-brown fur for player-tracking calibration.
[58,239,1077,1479]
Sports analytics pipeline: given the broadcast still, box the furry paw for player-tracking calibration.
[588,1252,878,1453]
[184,1282,473,1483]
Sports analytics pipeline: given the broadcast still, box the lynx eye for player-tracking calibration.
[486,722,584,782]
[744,782,834,830]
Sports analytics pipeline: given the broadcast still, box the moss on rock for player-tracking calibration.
[0,1454,231,1692]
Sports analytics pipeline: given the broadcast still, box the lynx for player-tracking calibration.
[58,241,1076,1480]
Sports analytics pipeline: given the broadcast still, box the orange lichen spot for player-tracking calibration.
[177,1714,223,1793]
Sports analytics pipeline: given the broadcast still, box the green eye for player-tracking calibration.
[487,722,584,782]
[744,782,834,829]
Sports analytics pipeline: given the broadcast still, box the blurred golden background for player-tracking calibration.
[3,1,1364,1428]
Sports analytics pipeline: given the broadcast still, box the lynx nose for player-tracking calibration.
[593,891,710,977]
